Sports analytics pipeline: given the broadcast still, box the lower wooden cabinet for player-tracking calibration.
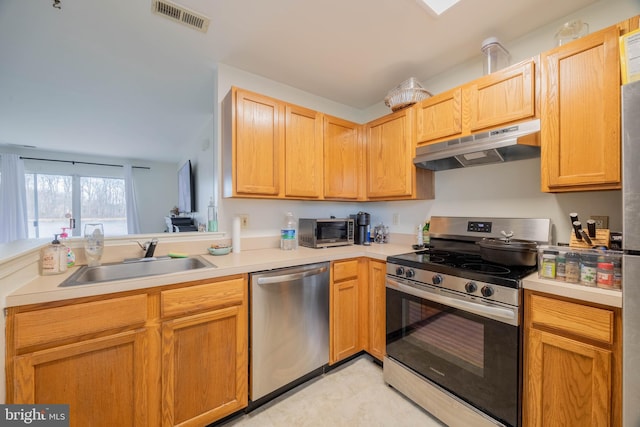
[523,290,621,427]
[329,259,364,364]
[14,329,149,427]
[160,277,247,427]
[6,275,249,427]
[367,259,386,361]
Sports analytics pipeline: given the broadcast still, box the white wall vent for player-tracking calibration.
[151,0,210,33]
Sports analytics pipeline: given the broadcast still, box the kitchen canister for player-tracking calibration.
[565,252,581,283]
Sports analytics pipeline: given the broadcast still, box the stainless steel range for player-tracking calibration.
[383,216,550,427]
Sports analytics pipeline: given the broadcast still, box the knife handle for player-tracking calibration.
[586,219,596,238]
[572,221,582,240]
[580,229,593,246]
[570,213,579,225]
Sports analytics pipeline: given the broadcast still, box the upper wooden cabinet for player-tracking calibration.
[467,59,536,132]
[415,87,463,143]
[323,115,364,200]
[540,24,622,192]
[284,104,323,198]
[416,59,537,146]
[366,107,434,200]
[222,88,283,198]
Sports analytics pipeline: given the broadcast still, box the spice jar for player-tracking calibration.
[596,257,614,289]
[540,250,558,279]
[565,252,581,283]
[580,254,598,287]
[556,251,566,282]
[613,258,622,289]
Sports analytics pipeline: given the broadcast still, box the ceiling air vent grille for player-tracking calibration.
[151,0,210,33]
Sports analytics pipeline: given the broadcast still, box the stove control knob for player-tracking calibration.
[405,269,415,279]
[465,282,477,293]
[432,274,443,285]
[481,286,494,297]
[395,267,405,276]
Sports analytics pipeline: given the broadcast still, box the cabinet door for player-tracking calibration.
[416,87,463,144]
[467,59,536,131]
[232,89,283,196]
[323,115,363,199]
[524,329,612,426]
[366,108,415,198]
[14,329,148,427]
[284,104,323,198]
[330,278,360,364]
[540,26,621,192]
[368,260,386,361]
[162,305,247,427]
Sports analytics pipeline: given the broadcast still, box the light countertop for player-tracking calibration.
[522,274,622,308]
[7,242,623,308]
[6,243,411,307]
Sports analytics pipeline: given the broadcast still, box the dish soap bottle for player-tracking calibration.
[281,212,297,251]
[423,220,430,247]
[40,235,68,275]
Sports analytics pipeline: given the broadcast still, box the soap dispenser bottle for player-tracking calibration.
[40,235,68,275]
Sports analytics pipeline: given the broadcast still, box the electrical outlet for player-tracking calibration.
[590,215,609,229]
[239,214,249,229]
[392,213,399,225]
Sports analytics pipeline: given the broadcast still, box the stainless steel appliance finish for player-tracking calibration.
[298,218,354,248]
[250,262,329,402]
[414,119,541,171]
[622,80,640,427]
[384,216,550,427]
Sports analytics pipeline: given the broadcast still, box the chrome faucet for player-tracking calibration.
[136,238,158,258]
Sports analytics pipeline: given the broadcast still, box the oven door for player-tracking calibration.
[386,277,520,427]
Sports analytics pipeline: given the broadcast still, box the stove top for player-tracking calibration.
[387,248,537,288]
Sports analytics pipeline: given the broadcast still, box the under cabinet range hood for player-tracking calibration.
[413,119,541,171]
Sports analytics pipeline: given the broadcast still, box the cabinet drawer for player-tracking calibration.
[333,260,359,282]
[161,277,245,318]
[529,294,614,345]
[14,294,147,350]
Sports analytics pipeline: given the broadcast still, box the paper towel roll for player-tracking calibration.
[232,216,241,253]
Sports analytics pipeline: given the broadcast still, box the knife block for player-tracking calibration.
[569,229,611,249]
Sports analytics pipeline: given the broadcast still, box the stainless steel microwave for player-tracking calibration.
[299,218,354,248]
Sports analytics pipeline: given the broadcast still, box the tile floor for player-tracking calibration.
[221,355,445,427]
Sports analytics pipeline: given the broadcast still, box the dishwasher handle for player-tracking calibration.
[256,265,328,285]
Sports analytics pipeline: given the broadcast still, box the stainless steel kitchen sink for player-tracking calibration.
[59,256,216,287]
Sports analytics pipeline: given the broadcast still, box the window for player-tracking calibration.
[26,173,127,239]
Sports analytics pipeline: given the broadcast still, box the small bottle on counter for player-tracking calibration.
[565,252,581,283]
[556,251,566,281]
[40,235,68,276]
[423,220,430,247]
[540,250,557,279]
[580,254,598,287]
[613,258,622,289]
[596,257,615,289]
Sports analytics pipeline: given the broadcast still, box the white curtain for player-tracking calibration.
[0,154,29,243]
[124,164,141,234]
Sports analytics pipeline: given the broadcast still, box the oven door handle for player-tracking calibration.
[387,278,516,323]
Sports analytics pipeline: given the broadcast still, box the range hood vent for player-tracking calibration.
[414,119,541,171]
[152,0,210,33]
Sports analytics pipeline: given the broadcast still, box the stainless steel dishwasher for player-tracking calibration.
[250,262,329,404]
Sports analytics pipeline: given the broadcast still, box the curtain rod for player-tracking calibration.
[19,156,151,170]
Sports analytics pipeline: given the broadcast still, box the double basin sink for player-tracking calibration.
[60,256,216,287]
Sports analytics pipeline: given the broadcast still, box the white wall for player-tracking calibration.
[208,0,637,245]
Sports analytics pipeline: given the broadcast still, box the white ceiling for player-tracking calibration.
[0,0,596,163]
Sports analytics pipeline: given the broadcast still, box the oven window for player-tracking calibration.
[405,301,484,376]
[386,287,519,427]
